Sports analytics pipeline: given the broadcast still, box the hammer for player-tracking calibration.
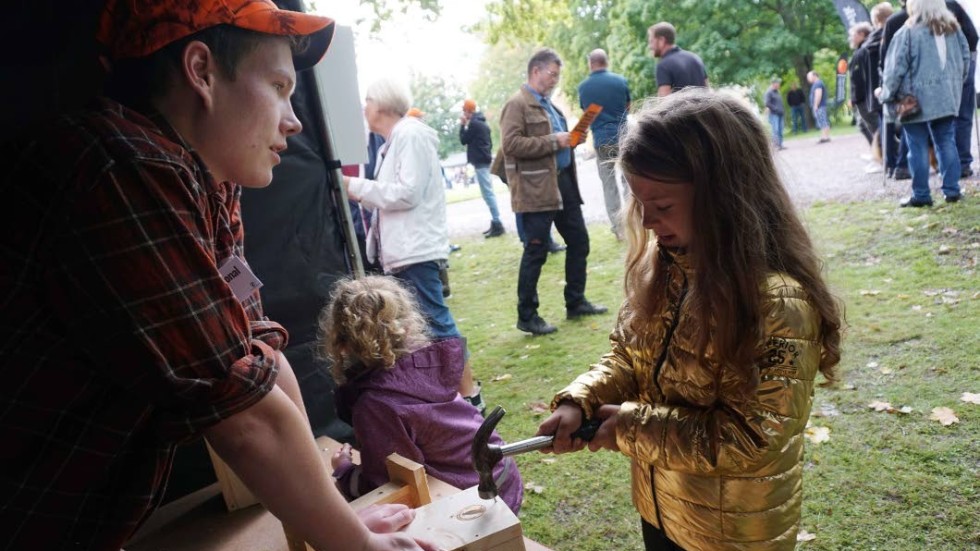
[472,405,602,500]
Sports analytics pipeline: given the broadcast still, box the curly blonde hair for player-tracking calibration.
[318,276,431,384]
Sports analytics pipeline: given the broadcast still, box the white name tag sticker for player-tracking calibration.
[218,256,263,302]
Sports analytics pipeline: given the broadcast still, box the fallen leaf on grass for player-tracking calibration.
[811,403,840,418]
[524,482,545,494]
[961,392,980,405]
[797,529,817,542]
[540,458,556,465]
[527,401,550,414]
[519,354,529,360]
[937,245,951,255]
[942,227,959,235]
[867,402,913,414]
[859,289,881,296]
[866,361,879,369]
[491,374,512,382]
[524,344,541,350]
[929,407,959,426]
[879,366,894,375]
[804,426,831,444]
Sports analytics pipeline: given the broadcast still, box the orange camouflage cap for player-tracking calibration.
[462,99,477,113]
[96,0,335,71]
[406,107,425,118]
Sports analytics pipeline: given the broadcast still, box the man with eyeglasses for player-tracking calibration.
[499,48,608,336]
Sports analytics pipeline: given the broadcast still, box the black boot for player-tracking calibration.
[485,220,505,238]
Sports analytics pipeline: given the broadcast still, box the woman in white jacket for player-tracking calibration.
[343,79,480,407]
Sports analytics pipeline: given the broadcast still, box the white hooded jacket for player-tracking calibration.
[347,117,449,272]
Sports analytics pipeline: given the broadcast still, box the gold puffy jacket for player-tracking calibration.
[553,251,822,551]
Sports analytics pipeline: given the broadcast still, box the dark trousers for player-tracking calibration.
[790,105,807,133]
[516,167,589,321]
[641,519,685,550]
[955,57,976,169]
[884,120,909,171]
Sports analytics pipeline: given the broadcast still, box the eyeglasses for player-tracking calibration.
[546,70,560,79]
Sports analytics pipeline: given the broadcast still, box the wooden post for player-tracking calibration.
[350,453,433,510]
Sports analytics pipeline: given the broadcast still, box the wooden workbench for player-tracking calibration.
[126,437,552,551]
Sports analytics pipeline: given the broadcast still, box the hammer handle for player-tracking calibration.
[497,417,603,457]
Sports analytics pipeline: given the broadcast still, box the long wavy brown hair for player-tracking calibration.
[318,276,430,384]
[617,89,842,380]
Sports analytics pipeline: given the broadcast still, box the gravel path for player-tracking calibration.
[446,131,978,238]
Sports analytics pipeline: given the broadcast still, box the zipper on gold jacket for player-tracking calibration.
[649,266,689,529]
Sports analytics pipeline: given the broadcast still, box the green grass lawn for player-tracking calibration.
[444,180,508,204]
[446,198,979,550]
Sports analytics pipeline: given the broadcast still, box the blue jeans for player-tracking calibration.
[903,117,961,202]
[790,105,807,133]
[768,113,784,147]
[955,57,976,169]
[393,261,461,340]
[474,165,501,223]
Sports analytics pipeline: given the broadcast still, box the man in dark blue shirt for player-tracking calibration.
[648,21,708,96]
[577,48,631,239]
[807,70,832,143]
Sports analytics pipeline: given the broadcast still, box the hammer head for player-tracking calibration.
[472,405,505,499]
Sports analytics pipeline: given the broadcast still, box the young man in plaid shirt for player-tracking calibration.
[0,2,438,550]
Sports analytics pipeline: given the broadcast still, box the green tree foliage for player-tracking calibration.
[482,0,858,109]
[409,72,465,159]
[308,0,442,33]
[467,40,536,150]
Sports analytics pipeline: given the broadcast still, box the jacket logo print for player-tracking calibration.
[764,336,801,368]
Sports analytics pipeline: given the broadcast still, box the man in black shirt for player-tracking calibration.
[647,21,708,96]
[787,83,808,134]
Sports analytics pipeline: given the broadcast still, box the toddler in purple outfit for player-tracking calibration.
[319,276,523,514]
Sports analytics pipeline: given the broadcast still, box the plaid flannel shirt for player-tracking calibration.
[0,98,287,550]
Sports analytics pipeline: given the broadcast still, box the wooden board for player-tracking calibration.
[403,486,525,551]
[205,440,258,511]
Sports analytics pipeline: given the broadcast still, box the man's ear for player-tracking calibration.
[180,41,218,111]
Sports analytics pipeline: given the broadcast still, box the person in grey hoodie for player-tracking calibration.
[321,276,523,514]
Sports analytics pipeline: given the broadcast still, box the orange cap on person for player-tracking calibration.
[406,107,425,118]
[96,0,335,71]
[463,99,477,113]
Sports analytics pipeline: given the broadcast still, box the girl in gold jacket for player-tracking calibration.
[537,89,842,551]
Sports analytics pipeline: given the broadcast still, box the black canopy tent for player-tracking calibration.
[2,0,357,503]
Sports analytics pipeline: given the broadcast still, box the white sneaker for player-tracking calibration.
[864,162,883,174]
[859,153,872,161]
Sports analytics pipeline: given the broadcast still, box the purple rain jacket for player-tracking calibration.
[332,337,523,514]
